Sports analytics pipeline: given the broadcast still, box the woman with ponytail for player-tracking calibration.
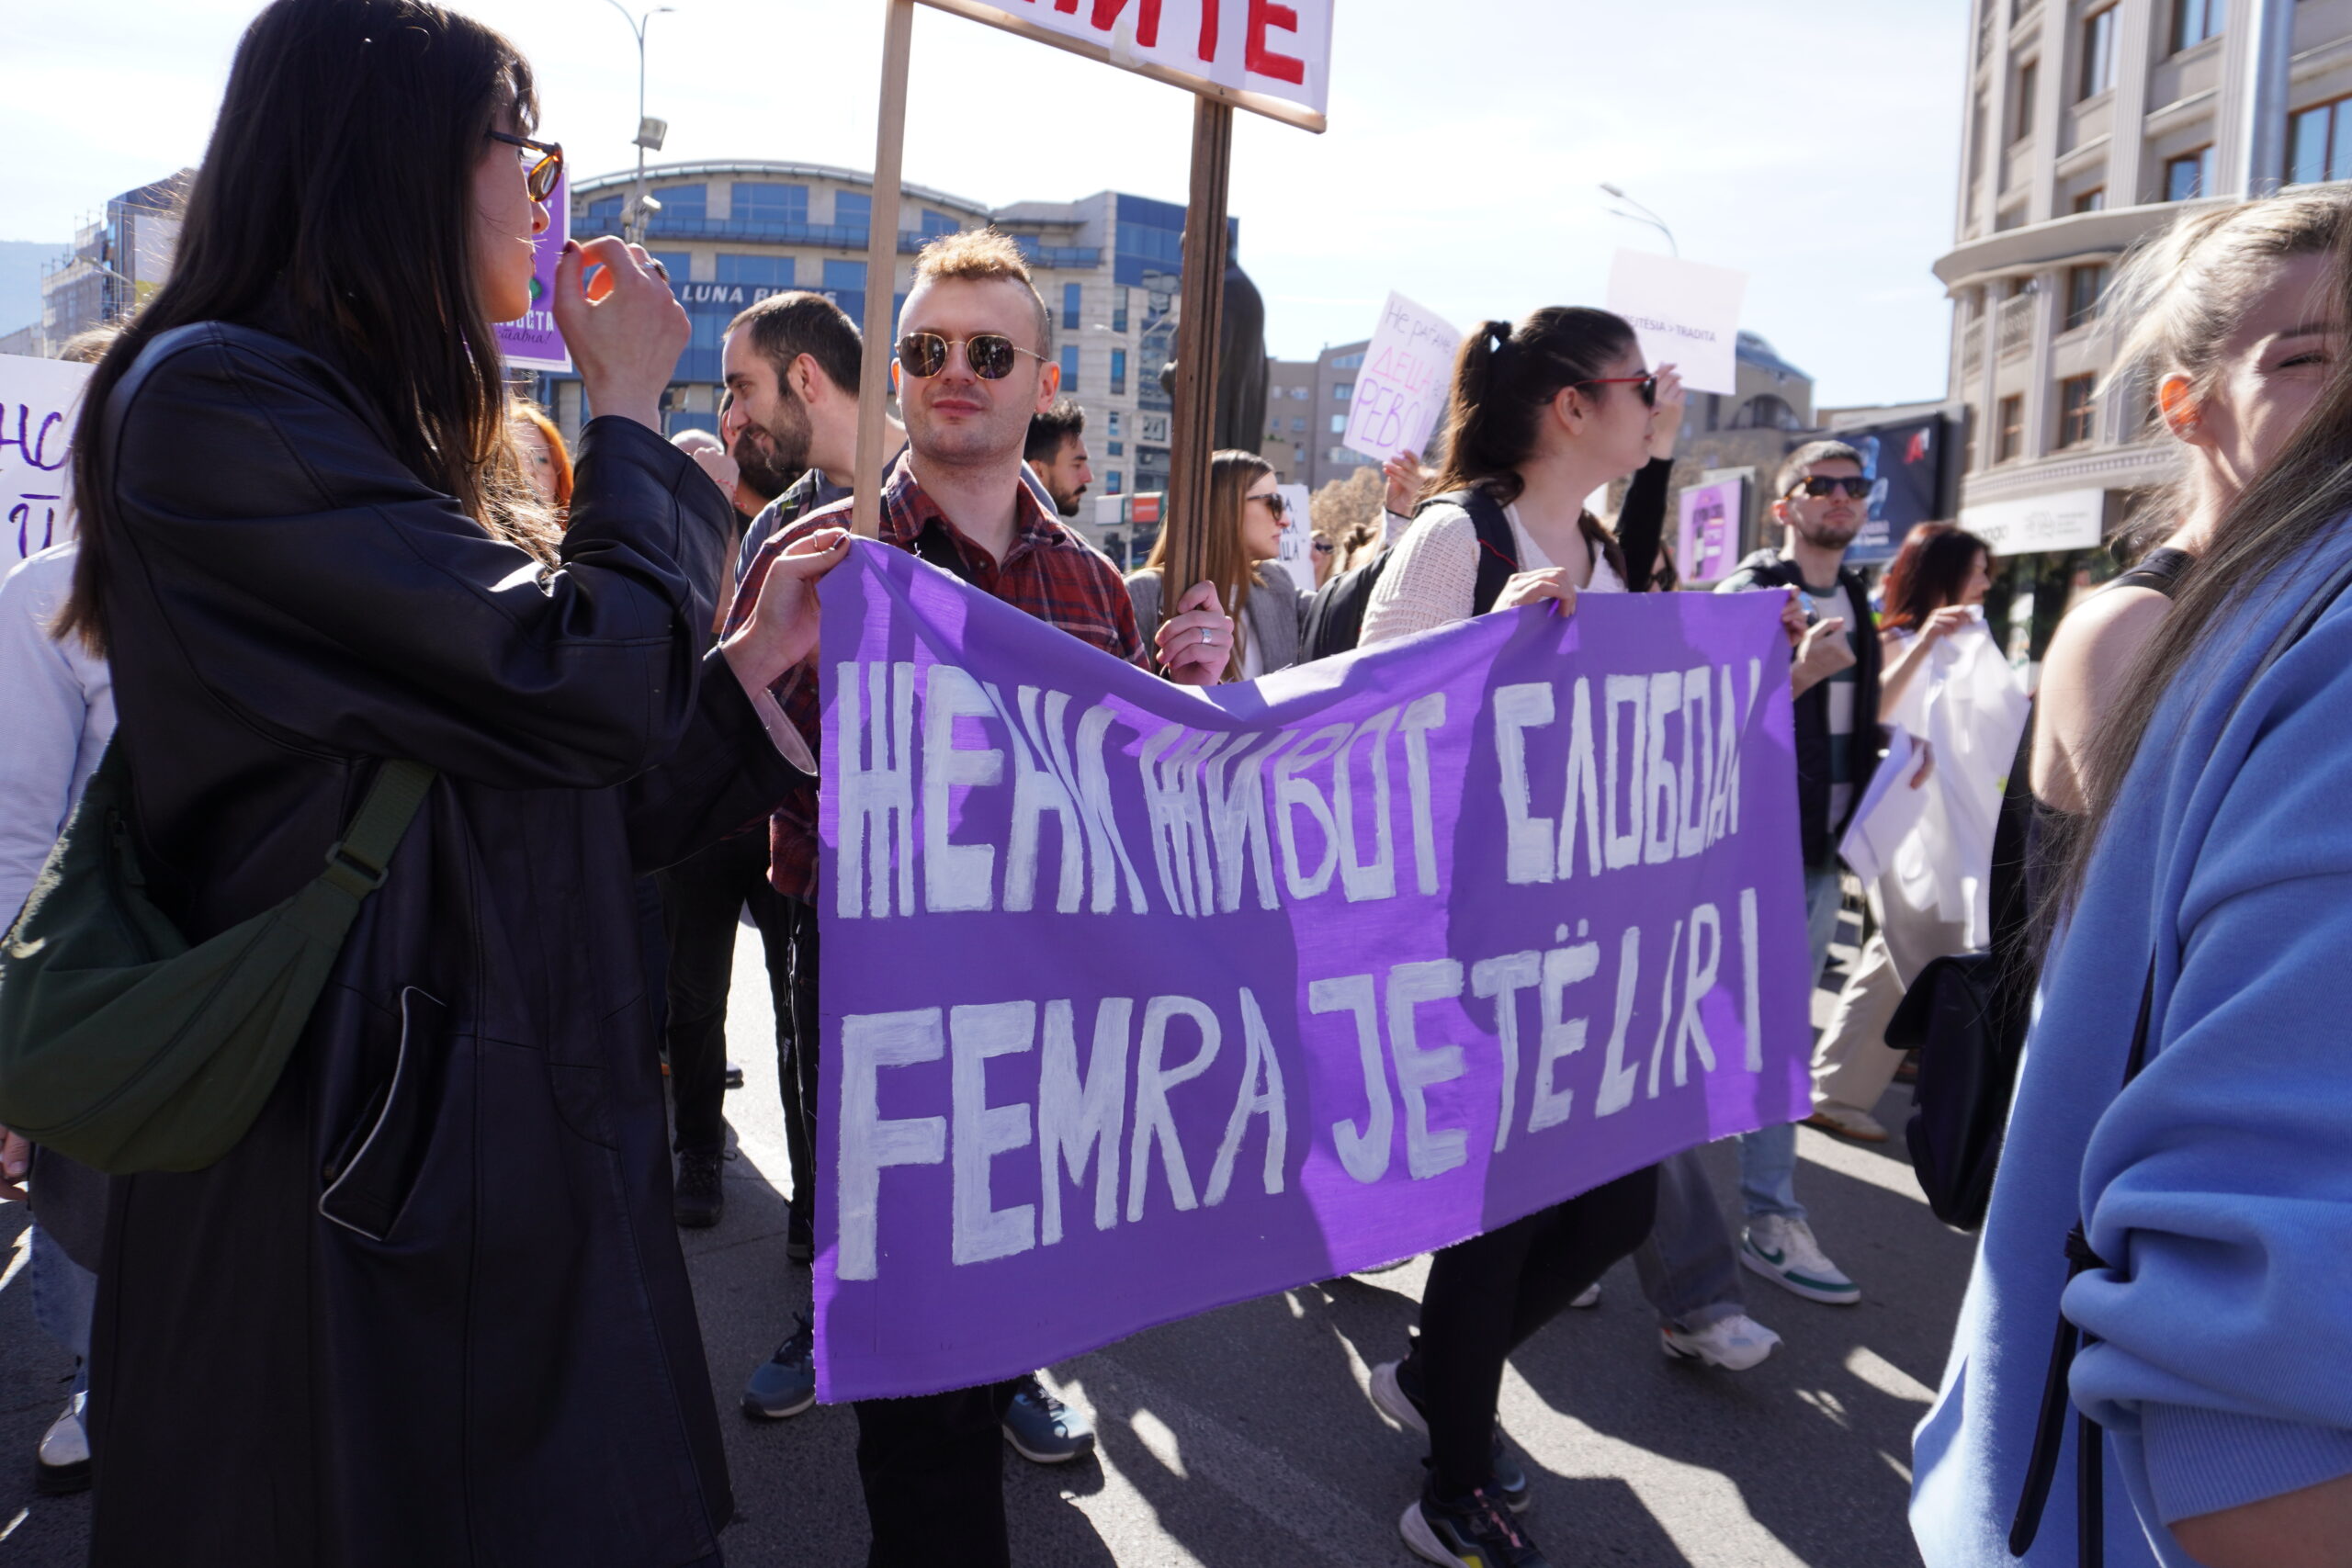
[1912,192,2352,1566]
[1358,310,1672,648]
[1358,307,1672,1568]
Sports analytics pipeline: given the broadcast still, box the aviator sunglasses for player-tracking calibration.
[489,131,564,203]
[896,331,1048,380]
[1788,475,1872,501]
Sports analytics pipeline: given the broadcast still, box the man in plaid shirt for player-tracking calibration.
[728,228,1230,1568]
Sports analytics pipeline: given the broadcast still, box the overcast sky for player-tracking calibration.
[5,0,1968,408]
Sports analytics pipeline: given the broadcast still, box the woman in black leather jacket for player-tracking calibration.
[44,2,839,1562]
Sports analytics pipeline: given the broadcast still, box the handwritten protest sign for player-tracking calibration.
[1341,292,1460,467]
[810,543,1809,1400]
[919,0,1333,130]
[1606,251,1747,398]
[1677,476,1742,585]
[493,164,571,374]
[2,354,94,566]
[1273,481,1314,592]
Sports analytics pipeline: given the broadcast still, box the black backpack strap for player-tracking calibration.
[319,761,436,900]
[2009,956,2151,1561]
[1433,489,1521,616]
[909,520,980,586]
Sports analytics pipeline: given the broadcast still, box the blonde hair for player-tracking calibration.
[2050,190,2352,936]
[2098,188,2352,552]
[910,227,1052,354]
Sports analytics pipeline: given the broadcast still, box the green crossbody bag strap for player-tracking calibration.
[318,760,437,901]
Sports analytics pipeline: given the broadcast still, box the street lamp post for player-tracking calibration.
[605,1,675,243]
[1600,182,1677,257]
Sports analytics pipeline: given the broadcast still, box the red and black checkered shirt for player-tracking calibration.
[730,452,1146,902]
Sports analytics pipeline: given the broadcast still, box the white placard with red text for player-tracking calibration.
[923,0,1331,128]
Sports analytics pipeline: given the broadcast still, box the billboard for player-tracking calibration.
[1839,414,1946,566]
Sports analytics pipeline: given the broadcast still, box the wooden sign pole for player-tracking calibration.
[852,0,917,540]
[1165,96,1235,599]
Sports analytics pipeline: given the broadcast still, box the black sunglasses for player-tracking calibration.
[896,331,1046,380]
[489,131,563,204]
[1247,489,1287,519]
[1572,373,1657,409]
[1789,475,1872,501]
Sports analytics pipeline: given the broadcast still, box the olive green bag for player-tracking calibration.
[0,744,434,1174]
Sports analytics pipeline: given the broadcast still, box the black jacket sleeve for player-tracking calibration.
[623,648,802,874]
[105,324,740,791]
[1618,457,1673,593]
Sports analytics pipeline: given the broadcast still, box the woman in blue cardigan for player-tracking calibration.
[1913,192,2352,1565]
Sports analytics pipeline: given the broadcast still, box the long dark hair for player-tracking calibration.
[1430,308,1637,582]
[60,0,550,654]
[1878,525,1988,632]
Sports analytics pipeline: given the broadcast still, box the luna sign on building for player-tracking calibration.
[808,544,1812,1401]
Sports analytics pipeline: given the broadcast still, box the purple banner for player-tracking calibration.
[813,543,1809,1402]
[493,164,570,374]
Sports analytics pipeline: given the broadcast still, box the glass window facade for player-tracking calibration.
[2288,97,2352,186]
[647,185,707,237]
[835,192,872,230]
[1063,283,1082,331]
[2079,8,2114,98]
[2165,147,2212,201]
[2057,375,2097,448]
[1330,353,1364,369]
[1059,344,1080,392]
[732,183,808,230]
[718,254,796,288]
[1111,348,1127,395]
[2064,263,2108,331]
[2173,0,2219,52]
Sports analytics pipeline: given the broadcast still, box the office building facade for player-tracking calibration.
[2,171,192,357]
[557,162,1202,515]
[1937,0,2352,649]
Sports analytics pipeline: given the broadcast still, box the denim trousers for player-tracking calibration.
[30,1220,96,1401]
[1634,858,1844,1327]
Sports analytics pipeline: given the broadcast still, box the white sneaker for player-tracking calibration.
[1660,1313,1781,1371]
[35,1392,89,1495]
[1742,1214,1861,1305]
[1569,1282,1601,1309]
[1804,1103,1889,1143]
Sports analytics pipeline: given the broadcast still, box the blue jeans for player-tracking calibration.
[1634,858,1841,1326]
[30,1221,96,1401]
[1738,859,1846,1218]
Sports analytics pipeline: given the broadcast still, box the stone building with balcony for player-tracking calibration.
[1937,0,2352,659]
[553,161,1200,513]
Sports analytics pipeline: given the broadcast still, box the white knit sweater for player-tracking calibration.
[1358,501,1626,647]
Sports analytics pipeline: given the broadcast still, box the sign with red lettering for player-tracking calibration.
[1341,292,1461,467]
[918,0,1331,130]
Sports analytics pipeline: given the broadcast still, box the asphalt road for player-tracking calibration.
[0,901,1973,1566]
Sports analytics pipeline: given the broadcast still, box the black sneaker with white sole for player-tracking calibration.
[1368,1354,1531,1512]
[1400,1478,1550,1568]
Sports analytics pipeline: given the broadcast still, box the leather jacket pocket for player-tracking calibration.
[320,987,448,1241]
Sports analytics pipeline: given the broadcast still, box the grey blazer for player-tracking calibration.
[1124,560,1310,675]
